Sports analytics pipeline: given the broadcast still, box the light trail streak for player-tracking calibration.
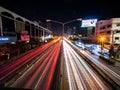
[34,41,61,90]
[63,42,74,90]
[0,39,59,86]
[82,50,120,79]
[63,40,84,90]
[64,37,120,87]
[11,43,57,88]
[0,41,52,75]
[45,41,61,90]
[63,40,110,90]
[10,39,62,90]
[78,47,120,87]
[69,44,109,90]
[23,48,55,88]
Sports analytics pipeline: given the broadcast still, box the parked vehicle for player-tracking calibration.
[0,50,10,60]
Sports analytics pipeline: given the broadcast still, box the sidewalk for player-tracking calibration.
[91,48,120,75]
[76,41,120,74]
[76,42,120,74]
[99,55,120,72]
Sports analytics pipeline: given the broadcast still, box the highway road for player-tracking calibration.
[60,39,120,90]
[10,40,62,90]
[0,37,62,90]
[0,37,120,90]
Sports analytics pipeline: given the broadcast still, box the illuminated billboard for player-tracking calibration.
[81,19,97,27]
[20,31,30,41]
[21,35,30,41]
[0,36,17,44]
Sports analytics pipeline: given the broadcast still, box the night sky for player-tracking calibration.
[0,0,120,22]
[0,0,120,35]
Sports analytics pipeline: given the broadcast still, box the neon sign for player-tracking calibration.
[21,35,30,41]
[0,37,9,41]
[0,36,17,44]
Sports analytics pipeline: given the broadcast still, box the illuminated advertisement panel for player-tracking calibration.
[21,35,30,41]
[81,19,97,27]
[20,30,30,41]
[0,36,17,44]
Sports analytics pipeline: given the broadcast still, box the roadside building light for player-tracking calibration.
[99,36,106,54]
[100,37,105,42]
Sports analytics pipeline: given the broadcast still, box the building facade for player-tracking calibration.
[95,18,120,47]
[0,6,52,44]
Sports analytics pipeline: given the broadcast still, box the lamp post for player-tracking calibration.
[100,36,105,54]
[46,18,82,36]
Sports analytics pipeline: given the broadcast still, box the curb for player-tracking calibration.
[99,55,115,64]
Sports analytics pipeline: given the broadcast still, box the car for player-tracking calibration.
[0,50,10,60]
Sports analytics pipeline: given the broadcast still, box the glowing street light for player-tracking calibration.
[46,18,82,36]
[100,37,105,41]
[99,36,106,54]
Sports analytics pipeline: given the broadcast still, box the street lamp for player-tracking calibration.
[99,36,105,54]
[46,18,82,36]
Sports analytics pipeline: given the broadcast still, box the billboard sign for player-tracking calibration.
[20,30,30,41]
[21,35,30,41]
[0,36,17,44]
[81,19,97,27]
